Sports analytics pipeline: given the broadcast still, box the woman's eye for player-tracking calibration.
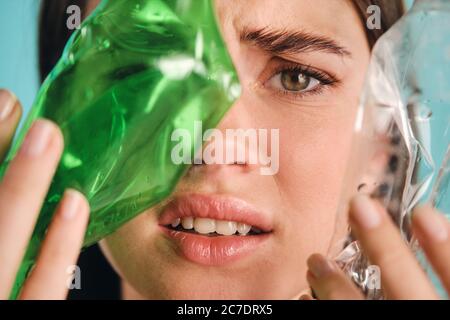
[268,70,321,93]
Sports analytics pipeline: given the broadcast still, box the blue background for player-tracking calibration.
[0,0,40,130]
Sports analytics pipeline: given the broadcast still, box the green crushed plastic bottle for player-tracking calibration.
[3,0,239,299]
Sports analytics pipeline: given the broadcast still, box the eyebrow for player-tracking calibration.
[240,27,352,58]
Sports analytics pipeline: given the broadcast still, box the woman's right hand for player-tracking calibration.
[0,89,90,300]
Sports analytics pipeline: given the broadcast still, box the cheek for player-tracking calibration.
[279,118,353,196]
[275,105,357,249]
[98,211,165,283]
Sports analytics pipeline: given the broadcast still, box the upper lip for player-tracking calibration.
[158,193,273,233]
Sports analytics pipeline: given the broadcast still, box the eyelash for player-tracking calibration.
[265,63,340,99]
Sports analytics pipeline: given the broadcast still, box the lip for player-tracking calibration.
[158,194,273,266]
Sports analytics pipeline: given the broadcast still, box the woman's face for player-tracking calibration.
[97,0,371,299]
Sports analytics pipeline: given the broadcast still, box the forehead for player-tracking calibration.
[215,0,364,47]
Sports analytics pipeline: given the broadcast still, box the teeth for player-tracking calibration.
[181,217,194,229]
[237,223,251,235]
[194,218,216,234]
[216,221,237,236]
[171,218,180,228]
[172,217,257,236]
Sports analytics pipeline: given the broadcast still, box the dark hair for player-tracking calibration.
[39,0,89,82]
[39,0,405,82]
[351,0,405,48]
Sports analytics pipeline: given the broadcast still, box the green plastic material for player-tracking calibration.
[3,0,239,299]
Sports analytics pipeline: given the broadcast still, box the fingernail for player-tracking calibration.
[414,206,448,243]
[0,89,16,121]
[299,294,313,300]
[19,120,54,156]
[350,195,382,230]
[60,189,83,220]
[307,255,335,278]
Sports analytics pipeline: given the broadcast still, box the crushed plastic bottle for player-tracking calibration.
[2,0,239,299]
[332,0,450,299]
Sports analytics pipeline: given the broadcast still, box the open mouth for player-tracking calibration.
[165,217,265,237]
[158,194,273,265]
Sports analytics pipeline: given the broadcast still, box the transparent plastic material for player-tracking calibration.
[332,0,450,299]
[3,0,239,298]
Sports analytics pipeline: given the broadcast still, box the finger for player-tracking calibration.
[349,195,439,299]
[306,254,364,300]
[20,189,89,300]
[0,119,63,299]
[412,205,450,295]
[299,294,315,300]
[0,89,22,161]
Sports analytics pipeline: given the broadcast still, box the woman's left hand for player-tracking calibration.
[304,195,450,300]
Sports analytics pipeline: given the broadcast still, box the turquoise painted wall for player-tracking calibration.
[0,0,40,131]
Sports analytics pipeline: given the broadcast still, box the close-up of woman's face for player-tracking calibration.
[94,0,372,299]
[4,0,450,304]
[4,0,450,305]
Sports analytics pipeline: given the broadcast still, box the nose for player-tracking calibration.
[217,95,253,131]
[190,95,264,175]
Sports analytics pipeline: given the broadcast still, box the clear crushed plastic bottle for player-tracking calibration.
[332,0,450,299]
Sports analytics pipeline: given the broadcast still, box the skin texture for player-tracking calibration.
[0,0,449,301]
[99,0,371,299]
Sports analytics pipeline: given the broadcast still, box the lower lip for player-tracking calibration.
[161,227,270,266]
